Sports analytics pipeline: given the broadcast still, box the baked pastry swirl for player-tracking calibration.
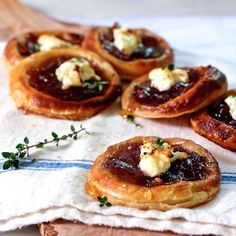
[191,90,236,151]
[9,47,121,120]
[4,31,84,68]
[121,65,228,118]
[86,136,220,210]
[82,24,173,80]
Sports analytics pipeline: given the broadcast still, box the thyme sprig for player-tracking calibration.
[83,80,108,92]
[1,125,87,170]
[156,138,165,149]
[97,196,112,207]
[168,64,175,71]
[126,115,141,127]
[162,64,175,71]
[34,43,41,52]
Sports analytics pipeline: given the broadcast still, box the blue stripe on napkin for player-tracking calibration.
[0,159,235,184]
[0,159,93,172]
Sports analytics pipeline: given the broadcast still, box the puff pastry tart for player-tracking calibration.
[82,23,173,80]
[86,136,220,210]
[191,90,236,151]
[9,47,121,120]
[4,31,84,67]
[121,65,228,118]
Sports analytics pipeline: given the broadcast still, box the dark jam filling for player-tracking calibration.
[17,33,38,57]
[28,56,108,101]
[133,69,198,106]
[17,33,84,57]
[99,28,165,61]
[208,100,236,129]
[102,142,208,187]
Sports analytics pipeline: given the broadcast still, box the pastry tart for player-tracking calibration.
[86,136,220,211]
[9,47,121,120]
[191,90,236,151]
[121,65,228,118]
[4,31,84,68]
[82,24,173,80]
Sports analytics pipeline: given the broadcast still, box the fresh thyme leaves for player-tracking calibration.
[1,125,87,170]
[134,45,163,58]
[123,35,133,43]
[34,43,41,51]
[97,196,112,207]
[167,64,175,71]
[70,58,84,63]
[83,80,108,92]
[126,115,141,127]
[69,58,87,65]
[144,47,162,58]
[162,64,175,71]
[127,115,135,123]
[156,138,165,149]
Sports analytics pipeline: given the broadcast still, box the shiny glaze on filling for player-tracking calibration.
[99,28,164,61]
[17,33,84,57]
[28,56,108,101]
[133,68,199,106]
[208,100,236,129]
[102,141,208,187]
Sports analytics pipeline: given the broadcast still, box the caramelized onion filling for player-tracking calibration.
[208,101,236,129]
[99,28,165,61]
[17,33,83,57]
[28,56,108,101]
[102,142,208,187]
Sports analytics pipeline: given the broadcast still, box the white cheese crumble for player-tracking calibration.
[225,95,236,120]
[139,140,188,177]
[171,151,188,163]
[38,34,72,51]
[113,28,141,55]
[149,67,189,92]
[55,58,100,90]
[172,69,189,83]
[140,141,156,156]
[139,150,171,177]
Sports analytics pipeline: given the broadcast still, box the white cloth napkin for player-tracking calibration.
[0,17,236,235]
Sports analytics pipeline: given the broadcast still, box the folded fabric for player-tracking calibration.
[0,167,236,235]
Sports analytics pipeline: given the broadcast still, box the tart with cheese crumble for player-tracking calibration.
[86,136,220,210]
[121,65,228,118]
[9,47,121,120]
[4,31,84,68]
[191,90,236,151]
[82,23,173,80]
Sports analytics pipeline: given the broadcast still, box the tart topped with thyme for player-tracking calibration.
[9,47,121,120]
[86,136,220,211]
[121,65,228,118]
[99,24,165,61]
[82,23,173,80]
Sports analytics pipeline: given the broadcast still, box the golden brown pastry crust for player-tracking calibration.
[82,27,173,80]
[86,136,220,211]
[121,66,228,118]
[9,47,121,120]
[4,30,84,68]
[190,90,236,151]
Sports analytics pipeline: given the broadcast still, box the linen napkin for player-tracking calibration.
[0,17,236,235]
